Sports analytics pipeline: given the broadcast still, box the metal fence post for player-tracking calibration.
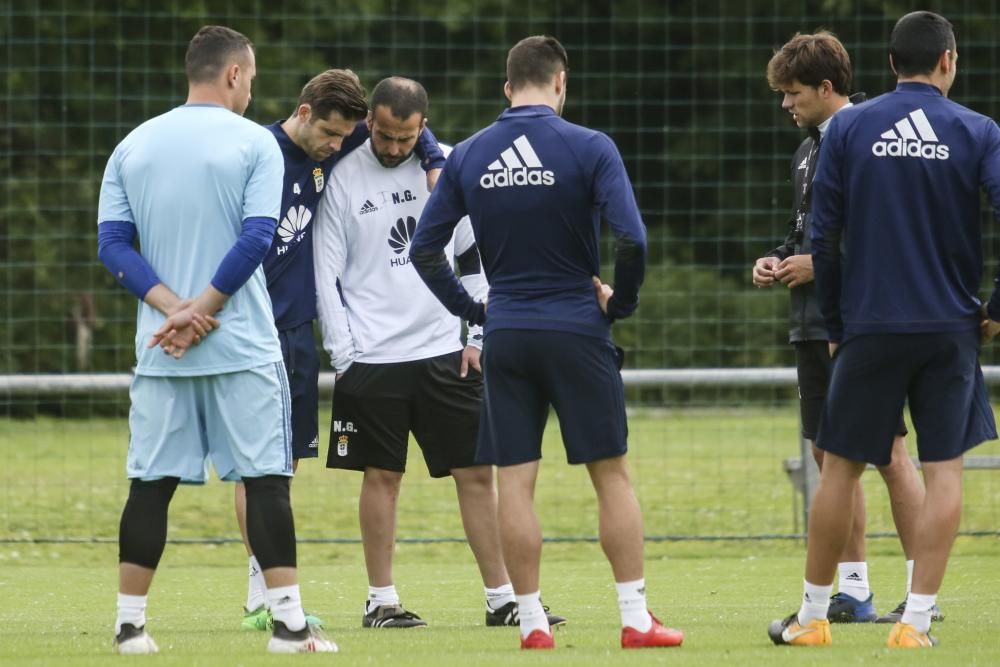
[799,432,820,541]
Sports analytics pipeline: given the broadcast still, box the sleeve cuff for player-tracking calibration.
[465,302,486,327]
[606,294,638,321]
[467,329,484,349]
[987,297,1000,322]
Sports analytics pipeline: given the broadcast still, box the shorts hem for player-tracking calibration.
[129,473,205,484]
[325,461,407,474]
[489,454,543,467]
[566,448,628,465]
[917,433,996,463]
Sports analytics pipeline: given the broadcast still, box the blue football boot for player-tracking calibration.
[827,592,877,623]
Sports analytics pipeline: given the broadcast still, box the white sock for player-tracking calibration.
[485,583,516,610]
[246,555,267,611]
[366,584,400,613]
[616,578,652,632]
[116,593,147,635]
[905,560,914,596]
[900,592,936,634]
[797,580,833,625]
[838,561,870,601]
[515,591,549,639]
[267,584,306,632]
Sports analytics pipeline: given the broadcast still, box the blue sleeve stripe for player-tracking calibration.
[211,216,277,295]
[97,220,161,300]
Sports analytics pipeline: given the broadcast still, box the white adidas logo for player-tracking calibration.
[479,135,555,189]
[871,108,949,160]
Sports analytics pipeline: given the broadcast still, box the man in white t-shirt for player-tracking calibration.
[313,76,564,630]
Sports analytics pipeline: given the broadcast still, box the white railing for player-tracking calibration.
[3,369,999,540]
[4,367,1000,393]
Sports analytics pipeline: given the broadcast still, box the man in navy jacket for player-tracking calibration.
[755,31,927,626]
[409,36,683,651]
[769,11,1000,649]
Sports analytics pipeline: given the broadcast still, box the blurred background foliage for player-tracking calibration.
[3,1,999,409]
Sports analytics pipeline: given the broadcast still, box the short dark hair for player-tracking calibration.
[506,35,569,92]
[369,77,428,120]
[766,31,852,95]
[299,69,368,122]
[185,25,254,84]
[890,11,955,77]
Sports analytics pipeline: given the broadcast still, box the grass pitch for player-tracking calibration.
[2,407,999,664]
[3,541,999,665]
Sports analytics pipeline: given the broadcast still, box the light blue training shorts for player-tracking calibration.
[126,362,293,482]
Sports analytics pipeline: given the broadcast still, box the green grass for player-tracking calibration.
[3,406,1000,541]
[2,540,999,665]
[2,407,1000,664]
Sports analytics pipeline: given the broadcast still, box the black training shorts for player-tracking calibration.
[326,351,481,478]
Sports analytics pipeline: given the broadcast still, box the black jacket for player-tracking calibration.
[766,93,866,342]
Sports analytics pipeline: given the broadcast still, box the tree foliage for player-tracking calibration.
[3,0,999,380]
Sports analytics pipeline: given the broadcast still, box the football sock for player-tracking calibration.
[485,583,516,610]
[267,584,306,632]
[901,592,936,634]
[838,561,870,601]
[246,555,267,611]
[905,560,914,596]
[116,593,147,635]
[798,580,833,625]
[515,591,549,639]
[617,578,653,631]
[366,584,400,612]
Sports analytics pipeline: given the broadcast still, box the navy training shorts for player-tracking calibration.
[795,339,907,442]
[817,330,996,466]
[278,321,320,460]
[477,329,628,467]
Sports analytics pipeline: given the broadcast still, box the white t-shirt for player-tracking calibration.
[313,140,487,371]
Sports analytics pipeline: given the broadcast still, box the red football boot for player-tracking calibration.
[520,628,555,649]
[621,612,684,648]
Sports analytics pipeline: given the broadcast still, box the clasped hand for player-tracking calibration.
[753,255,813,289]
[147,300,220,359]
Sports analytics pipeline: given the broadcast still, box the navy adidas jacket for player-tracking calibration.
[811,82,1000,342]
[409,104,646,339]
[264,122,445,331]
